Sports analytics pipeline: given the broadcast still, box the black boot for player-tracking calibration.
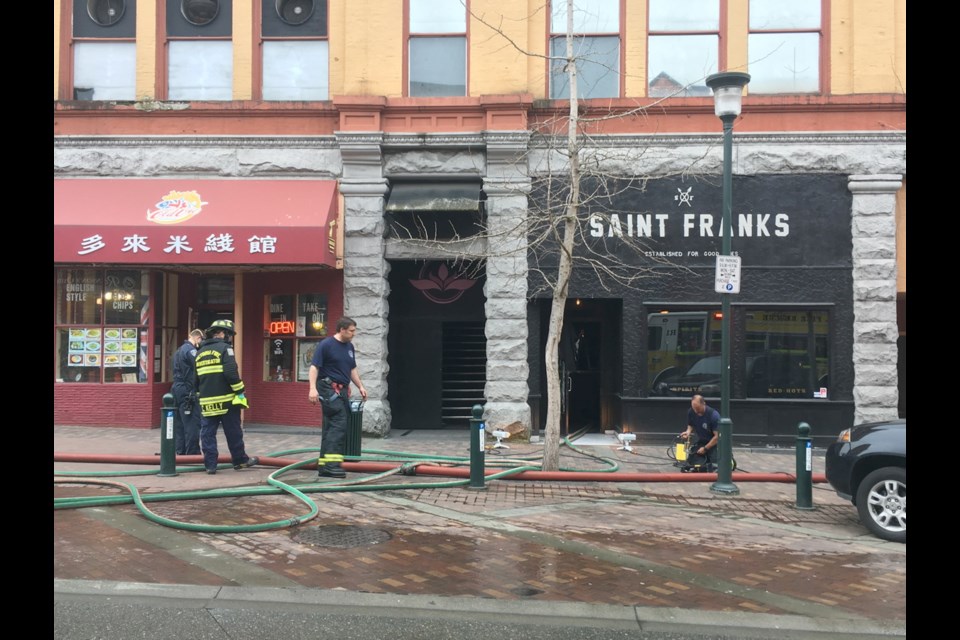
[318,463,346,479]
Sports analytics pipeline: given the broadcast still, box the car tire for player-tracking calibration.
[855,466,906,543]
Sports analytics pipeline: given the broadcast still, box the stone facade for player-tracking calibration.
[54,130,905,434]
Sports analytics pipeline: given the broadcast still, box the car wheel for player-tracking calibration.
[855,467,906,543]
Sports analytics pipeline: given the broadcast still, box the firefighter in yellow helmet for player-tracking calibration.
[195,319,258,474]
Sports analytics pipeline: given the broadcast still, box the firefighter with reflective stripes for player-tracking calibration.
[195,319,259,475]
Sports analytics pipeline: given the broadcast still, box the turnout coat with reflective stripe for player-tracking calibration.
[195,337,245,417]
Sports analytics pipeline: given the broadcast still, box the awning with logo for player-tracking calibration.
[54,179,339,266]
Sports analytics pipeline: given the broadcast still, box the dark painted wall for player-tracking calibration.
[527,174,855,440]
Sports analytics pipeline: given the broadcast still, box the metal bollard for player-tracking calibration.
[159,393,178,477]
[468,404,486,490]
[795,422,813,510]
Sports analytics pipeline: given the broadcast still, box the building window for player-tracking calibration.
[550,0,620,99]
[72,0,137,100]
[261,0,329,100]
[647,0,719,97]
[264,294,328,382]
[55,268,151,384]
[646,307,831,400]
[166,0,233,100]
[407,0,466,97]
[748,0,821,94]
[742,309,830,399]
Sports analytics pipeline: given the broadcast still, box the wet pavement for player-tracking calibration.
[54,425,906,638]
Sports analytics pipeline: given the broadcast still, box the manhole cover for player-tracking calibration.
[293,525,392,548]
[510,586,544,597]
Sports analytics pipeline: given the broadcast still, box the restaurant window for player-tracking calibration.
[550,0,620,99]
[261,0,329,100]
[166,0,233,100]
[72,0,137,100]
[647,0,719,97]
[407,0,466,97]
[646,307,831,400]
[55,268,151,384]
[263,294,328,382]
[743,309,830,399]
[747,0,821,94]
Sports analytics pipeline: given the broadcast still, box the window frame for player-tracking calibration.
[747,0,828,95]
[404,0,470,98]
[547,0,625,100]
[263,293,330,383]
[160,0,235,101]
[64,0,138,101]
[646,0,726,98]
[55,267,154,385]
[255,0,330,101]
[645,304,833,400]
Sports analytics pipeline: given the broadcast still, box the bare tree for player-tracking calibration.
[393,1,708,470]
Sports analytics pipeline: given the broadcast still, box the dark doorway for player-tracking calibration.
[387,260,486,429]
[540,298,622,435]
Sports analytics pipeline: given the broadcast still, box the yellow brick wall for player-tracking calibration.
[622,0,647,97]
[726,0,750,78]
[469,0,537,96]
[831,0,906,94]
[54,0,906,102]
[135,0,157,100]
[233,0,253,100]
[337,0,403,96]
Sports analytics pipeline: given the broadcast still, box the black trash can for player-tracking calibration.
[345,400,364,458]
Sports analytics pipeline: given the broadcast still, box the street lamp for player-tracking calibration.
[705,71,749,496]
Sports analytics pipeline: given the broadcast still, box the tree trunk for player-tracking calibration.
[542,0,580,471]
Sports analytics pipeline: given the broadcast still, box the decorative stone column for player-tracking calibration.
[336,132,391,436]
[482,132,532,435]
[848,174,902,425]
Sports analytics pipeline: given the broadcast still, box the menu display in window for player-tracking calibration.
[67,327,138,367]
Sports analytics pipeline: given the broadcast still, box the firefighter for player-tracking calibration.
[195,319,259,475]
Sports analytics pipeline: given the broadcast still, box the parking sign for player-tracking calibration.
[715,255,741,294]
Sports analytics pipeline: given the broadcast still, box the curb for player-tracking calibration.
[54,579,907,639]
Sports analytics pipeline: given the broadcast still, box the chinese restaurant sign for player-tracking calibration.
[54,179,339,266]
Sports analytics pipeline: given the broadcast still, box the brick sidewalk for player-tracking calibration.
[55,425,905,624]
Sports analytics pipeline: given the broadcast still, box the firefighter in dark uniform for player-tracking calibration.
[171,328,204,455]
[195,319,259,475]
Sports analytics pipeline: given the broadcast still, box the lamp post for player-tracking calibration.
[705,71,749,496]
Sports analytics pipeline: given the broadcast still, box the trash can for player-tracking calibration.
[345,400,364,458]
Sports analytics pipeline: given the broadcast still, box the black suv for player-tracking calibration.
[824,419,906,543]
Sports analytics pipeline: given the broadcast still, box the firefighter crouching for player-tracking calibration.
[195,319,259,475]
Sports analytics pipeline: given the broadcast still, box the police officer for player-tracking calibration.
[195,319,258,475]
[172,329,204,455]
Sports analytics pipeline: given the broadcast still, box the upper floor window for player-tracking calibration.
[72,0,137,100]
[647,0,719,97]
[261,0,329,100]
[166,0,233,100]
[407,0,467,97]
[550,0,620,99]
[748,0,821,94]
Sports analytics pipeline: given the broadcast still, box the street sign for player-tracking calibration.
[715,255,741,294]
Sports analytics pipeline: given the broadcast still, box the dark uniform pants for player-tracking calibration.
[318,378,349,464]
[172,385,201,455]
[200,406,250,471]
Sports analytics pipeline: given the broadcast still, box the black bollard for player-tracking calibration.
[468,404,486,490]
[795,422,814,510]
[158,393,178,477]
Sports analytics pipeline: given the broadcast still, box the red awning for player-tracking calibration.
[54,179,339,266]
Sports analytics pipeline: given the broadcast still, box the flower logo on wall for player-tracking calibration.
[409,262,477,305]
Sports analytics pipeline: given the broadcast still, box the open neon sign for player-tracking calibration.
[268,321,296,335]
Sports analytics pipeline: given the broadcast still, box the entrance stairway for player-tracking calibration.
[441,322,487,426]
